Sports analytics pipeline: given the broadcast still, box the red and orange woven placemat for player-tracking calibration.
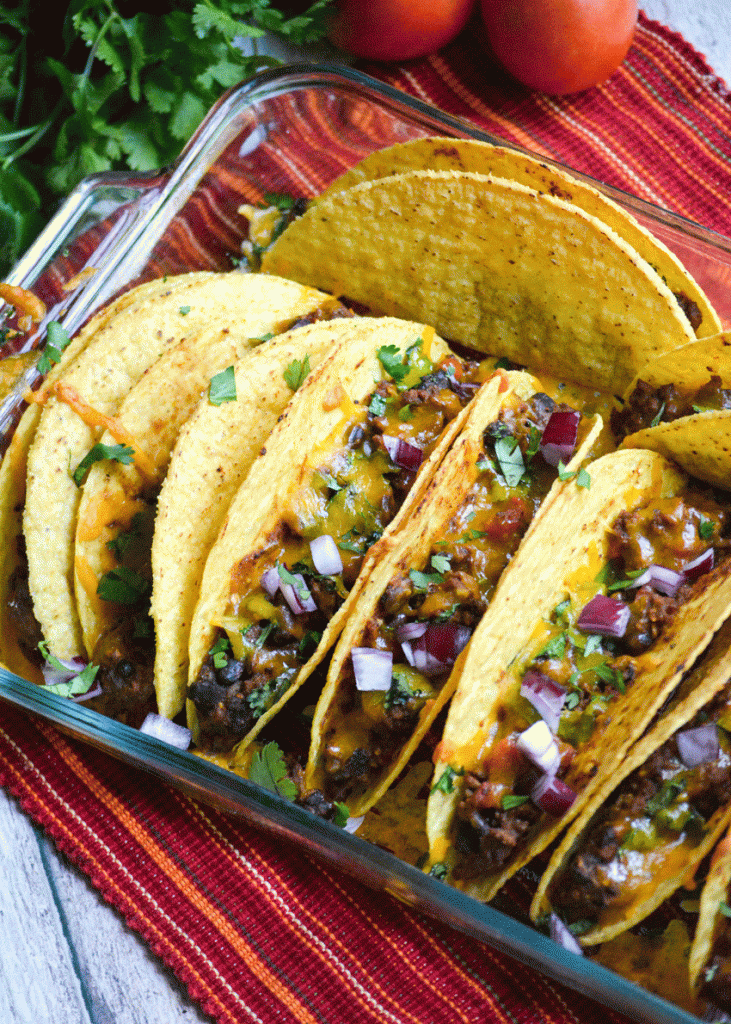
[3,11,731,1024]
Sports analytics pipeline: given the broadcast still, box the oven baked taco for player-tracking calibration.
[533,615,731,945]
[425,448,731,902]
[318,137,720,341]
[186,317,496,757]
[612,333,731,490]
[21,272,331,663]
[302,369,603,818]
[0,272,217,680]
[260,169,698,394]
[149,313,358,721]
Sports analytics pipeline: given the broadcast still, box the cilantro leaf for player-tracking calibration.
[650,402,666,427]
[97,566,150,604]
[283,354,311,391]
[377,344,408,382]
[72,442,135,486]
[37,641,99,698]
[37,321,71,375]
[430,765,465,794]
[494,435,525,487]
[249,742,297,801]
[106,511,145,560]
[208,365,236,405]
[409,568,442,591]
[502,793,530,810]
[429,863,448,880]
[430,553,451,574]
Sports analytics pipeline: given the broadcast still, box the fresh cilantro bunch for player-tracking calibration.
[0,0,332,277]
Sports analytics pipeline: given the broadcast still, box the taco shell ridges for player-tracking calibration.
[262,169,697,395]
[319,138,720,340]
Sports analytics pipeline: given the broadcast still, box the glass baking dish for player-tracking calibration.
[1,63,728,1024]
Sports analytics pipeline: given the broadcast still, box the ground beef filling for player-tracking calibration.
[611,375,731,440]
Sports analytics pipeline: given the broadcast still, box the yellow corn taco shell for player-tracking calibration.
[532,615,731,945]
[618,334,731,490]
[689,824,731,994]
[319,137,720,340]
[187,317,463,755]
[22,272,329,660]
[73,289,337,662]
[0,272,216,677]
[305,370,603,817]
[426,449,731,903]
[261,170,697,395]
[151,319,358,721]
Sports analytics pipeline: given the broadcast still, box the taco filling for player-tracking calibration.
[188,343,492,753]
[451,485,731,881]
[312,391,590,807]
[546,680,731,935]
[611,375,731,441]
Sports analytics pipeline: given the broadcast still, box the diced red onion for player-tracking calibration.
[521,670,566,734]
[140,713,191,750]
[41,655,87,688]
[405,622,471,677]
[344,815,365,834]
[309,535,343,576]
[517,721,562,776]
[539,410,580,467]
[629,564,684,597]
[352,647,393,691]
[280,574,317,614]
[261,566,280,597]
[677,723,719,768]
[576,594,630,638]
[73,682,103,703]
[397,620,428,643]
[549,913,584,955]
[382,434,424,471]
[682,548,714,585]
[531,774,577,816]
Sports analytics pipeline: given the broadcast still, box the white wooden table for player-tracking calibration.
[3,5,731,1022]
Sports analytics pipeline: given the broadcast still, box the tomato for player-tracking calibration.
[327,0,476,62]
[479,0,638,95]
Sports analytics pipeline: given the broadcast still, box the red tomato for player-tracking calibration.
[479,0,638,95]
[328,0,476,62]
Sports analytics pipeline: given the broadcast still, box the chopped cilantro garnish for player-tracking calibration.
[502,793,530,810]
[106,511,144,560]
[37,640,99,697]
[557,462,591,488]
[553,598,571,622]
[699,517,715,540]
[595,662,625,692]
[650,402,666,427]
[377,344,408,382]
[494,435,526,487]
[277,564,310,602]
[430,553,451,574]
[248,741,297,801]
[179,305,191,315]
[430,765,465,794]
[537,632,567,659]
[398,405,413,422]
[262,192,297,211]
[409,568,443,591]
[283,354,311,391]
[565,691,581,710]
[525,425,542,462]
[476,456,495,473]
[582,634,603,657]
[494,357,512,370]
[97,566,150,605]
[210,636,231,668]
[298,630,322,658]
[429,863,448,880]
[607,567,647,593]
[333,803,350,828]
[37,321,71,375]
[247,676,290,720]
[252,331,275,344]
[72,442,135,486]
[568,919,595,936]
[720,901,731,918]
[646,778,685,817]
[208,365,236,405]
[369,392,387,416]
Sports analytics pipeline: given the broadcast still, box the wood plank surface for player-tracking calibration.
[2,5,730,1022]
